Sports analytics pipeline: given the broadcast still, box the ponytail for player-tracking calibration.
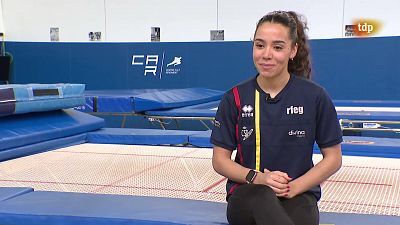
[287,11,312,79]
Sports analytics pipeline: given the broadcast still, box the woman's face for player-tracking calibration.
[253,22,297,80]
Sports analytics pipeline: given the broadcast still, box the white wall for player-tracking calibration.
[218,0,344,40]
[0,0,4,33]
[2,0,105,42]
[2,0,400,42]
[106,0,217,42]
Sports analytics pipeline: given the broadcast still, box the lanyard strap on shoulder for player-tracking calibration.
[255,90,261,171]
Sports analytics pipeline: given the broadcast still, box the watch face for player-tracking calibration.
[246,170,256,183]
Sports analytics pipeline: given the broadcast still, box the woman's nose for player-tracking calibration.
[262,47,272,59]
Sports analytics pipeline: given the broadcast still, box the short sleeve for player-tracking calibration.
[315,88,343,149]
[210,91,238,151]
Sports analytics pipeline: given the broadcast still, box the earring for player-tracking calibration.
[290,58,294,61]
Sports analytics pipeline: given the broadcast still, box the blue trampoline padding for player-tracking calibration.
[334,100,400,107]
[0,133,87,162]
[87,128,204,146]
[0,109,104,151]
[14,97,85,115]
[314,136,400,158]
[320,212,400,225]
[188,130,213,148]
[2,83,85,102]
[79,88,223,113]
[0,188,398,225]
[0,191,228,225]
[0,187,34,202]
[0,83,85,116]
[145,100,400,121]
[84,89,166,98]
[187,131,400,158]
[80,89,164,113]
[337,111,400,121]
[145,100,220,117]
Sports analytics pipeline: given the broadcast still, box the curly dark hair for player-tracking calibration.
[255,11,312,79]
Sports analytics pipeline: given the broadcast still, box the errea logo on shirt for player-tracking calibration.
[286,106,304,115]
[242,105,254,118]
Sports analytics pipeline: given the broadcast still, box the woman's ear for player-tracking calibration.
[290,43,298,59]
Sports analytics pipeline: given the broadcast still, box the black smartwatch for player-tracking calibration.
[245,169,257,184]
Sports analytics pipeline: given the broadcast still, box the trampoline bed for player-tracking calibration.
[0,144,400,225]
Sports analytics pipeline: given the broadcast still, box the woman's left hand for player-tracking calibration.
[276,182,299,199]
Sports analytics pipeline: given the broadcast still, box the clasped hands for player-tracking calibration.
[253,169,297,198]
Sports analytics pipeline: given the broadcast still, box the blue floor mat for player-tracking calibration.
[0,188,398,225]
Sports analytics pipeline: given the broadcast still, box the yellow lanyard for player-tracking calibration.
[255,90,261,171]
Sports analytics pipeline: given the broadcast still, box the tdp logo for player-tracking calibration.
[131,53,183,79]
[352,19,381,36]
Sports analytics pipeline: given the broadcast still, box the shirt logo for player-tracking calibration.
[241,126,253,141]
[286,105,304,115]
[242,105,254,118]
[288,130,306,138]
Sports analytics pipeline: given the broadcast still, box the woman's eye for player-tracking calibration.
[274,46,283,50]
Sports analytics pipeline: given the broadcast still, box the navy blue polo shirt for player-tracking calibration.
[211,74,342,200]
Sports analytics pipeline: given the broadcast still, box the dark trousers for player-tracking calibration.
[227,184,319,225]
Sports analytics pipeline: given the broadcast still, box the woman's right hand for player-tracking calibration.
[253,169,292,195]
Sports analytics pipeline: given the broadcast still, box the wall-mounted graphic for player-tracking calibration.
[0,32,5,56]
[131,52,183,79]
[50,27,59,41]
[344,25,355,37]
[210,30,224,41]
[89,31,102,41]
[151,27,160,42]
